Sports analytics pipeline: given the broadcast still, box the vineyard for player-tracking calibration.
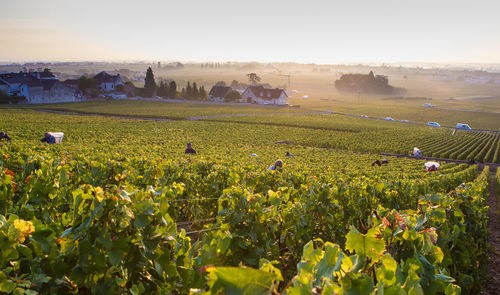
[209,114,500,164]
[0,108,496,294]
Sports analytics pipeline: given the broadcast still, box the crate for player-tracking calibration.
[49,132,64,144]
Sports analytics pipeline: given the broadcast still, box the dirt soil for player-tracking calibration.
[482,172,500,294]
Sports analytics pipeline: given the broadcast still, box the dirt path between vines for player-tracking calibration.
[34,108,329,121]
[34,109,174,121]
[482,172,500,295]
[34,107,499,132]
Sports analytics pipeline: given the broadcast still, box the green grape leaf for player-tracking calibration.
[345,226,385,263]
[206,266,279,295]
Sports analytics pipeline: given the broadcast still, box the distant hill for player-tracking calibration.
[335,71,406,95]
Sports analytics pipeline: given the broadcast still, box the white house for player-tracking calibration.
[0,72,82,104]
[0,80,9,94]
[208,86,232,102]
[94,71,124,92]
[240,86,287,105]
[20,80,81,104]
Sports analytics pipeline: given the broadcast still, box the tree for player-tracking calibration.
[186,82,192,99]
[224,90,242,102]
[192,82,199,99]
[144,67,157,97]
[78,75,97,92]
[215,81,226,87]
[157,80,169,98]
[199,86,207,100]
[124,81,135,97]
[168,81,177,98]
[247,73,261,85]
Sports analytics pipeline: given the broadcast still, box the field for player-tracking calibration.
[9,100,499,164]
[0,103,497,294]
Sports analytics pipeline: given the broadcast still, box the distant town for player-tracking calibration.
[2,60,500,105]
[0,66,290,105]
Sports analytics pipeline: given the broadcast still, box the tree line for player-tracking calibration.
[334,71,406,95]
[76,67,209,100]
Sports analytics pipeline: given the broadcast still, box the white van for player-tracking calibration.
[456,123,471,130]
[427,122,440,127]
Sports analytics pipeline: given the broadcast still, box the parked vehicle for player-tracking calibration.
[401,120,409,123]
[456,123,471,130]
[385,117,395,121]
[360,115,368,118]
[427,122,440,127]
[423,103,434,107]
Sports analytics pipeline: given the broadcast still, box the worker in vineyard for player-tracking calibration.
[426,164,438,172]
[0,132,11,141]
[41,132,55,144]
[268,159,283,171]
[372,159,389,166]
[413,147,422,158]
[185,142,196,154]
[285,151,294,157]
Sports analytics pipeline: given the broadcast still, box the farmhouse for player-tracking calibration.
[94,71,124,92]
[0,71,82,104]
[241,86,287,105]
[0,79,10,94]
[208,86,232,102]
[20,79,82,104]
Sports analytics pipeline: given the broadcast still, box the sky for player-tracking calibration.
[1,0,500,64]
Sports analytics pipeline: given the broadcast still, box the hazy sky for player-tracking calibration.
[1,0,499,64]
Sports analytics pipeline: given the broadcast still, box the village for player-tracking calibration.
[0,68,289,105]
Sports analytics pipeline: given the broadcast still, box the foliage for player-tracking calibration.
[247,73,261,85]
[224,90,242,102]
[335,71,406,95]
[0,91,24,104]
[144,67,157,97]
[0,108,493,294]
[168,81,177,98]
[77,76,97,93]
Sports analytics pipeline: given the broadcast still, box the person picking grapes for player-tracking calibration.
[185,142,196,154]
[41,132,55,144]
[0,131,11,141]
[268,159,283,171]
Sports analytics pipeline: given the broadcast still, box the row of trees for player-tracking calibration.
[334,71,406,95]
[156,80,177,98]
[179,82,207,100]
[145,67,207,100]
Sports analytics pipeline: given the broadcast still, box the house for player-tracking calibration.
[28,71,56,80]
[208,86,232,102]
[20,79,82,104]
[0,72,32,96]
[0,80,8,94]
[241,86,287,105]
[62,79,79,90]
[94,71,124,92]
[0,72,82,104]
